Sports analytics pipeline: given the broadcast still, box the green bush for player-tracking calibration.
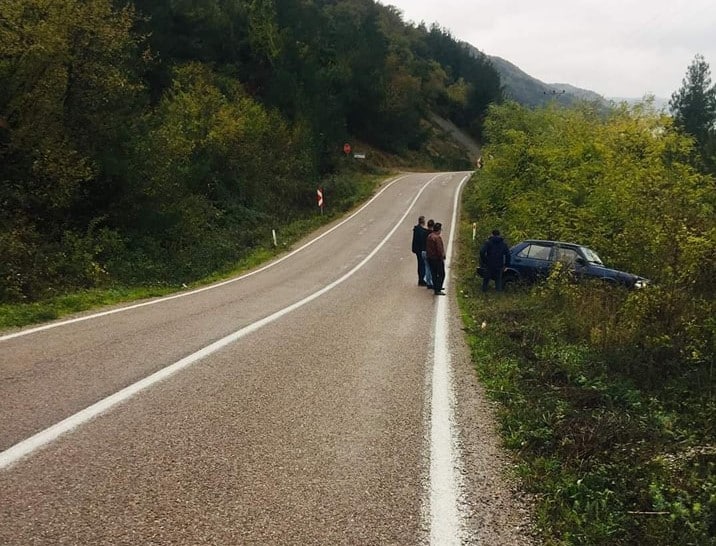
[458,101,715,545]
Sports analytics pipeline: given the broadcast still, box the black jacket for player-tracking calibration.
[412,225,430,254]
[480,235,511,270]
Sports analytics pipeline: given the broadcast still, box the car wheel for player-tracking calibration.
[502,271,519,290]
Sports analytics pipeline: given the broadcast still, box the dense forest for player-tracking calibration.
[0,0,502,303]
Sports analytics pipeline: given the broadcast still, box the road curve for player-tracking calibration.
[0,171,533,545]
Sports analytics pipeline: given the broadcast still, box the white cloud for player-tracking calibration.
[381,0,716,98]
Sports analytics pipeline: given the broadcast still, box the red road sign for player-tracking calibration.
[343,143,351,155]
[317,188,324,208]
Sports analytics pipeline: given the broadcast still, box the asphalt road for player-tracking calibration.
[0,172,534,545]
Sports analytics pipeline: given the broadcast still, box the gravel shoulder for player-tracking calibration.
[448,293,537,544]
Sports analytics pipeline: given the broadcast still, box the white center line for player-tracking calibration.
[0,174,445,470]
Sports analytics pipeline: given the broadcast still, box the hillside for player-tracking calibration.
[461,41,611,108]
[488,54,669,110]
[486,54,608,108]
[0,0,501,303]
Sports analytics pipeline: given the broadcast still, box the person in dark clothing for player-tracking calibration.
[479,229,511,292]
[411,216,430,286]
[422,219,435,289]
[426,222,446,295]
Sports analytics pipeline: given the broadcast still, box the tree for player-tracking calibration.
[0,0,145,300]
[669,54,716,170]
[0,0,507,301]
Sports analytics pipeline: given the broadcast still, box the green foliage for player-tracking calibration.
[0,171,384,330]
[0,0,501,305]
[421,24,502,138]
[458,100,715,545]
[0,0,145,300]
[106,62,328,284]
[467,98,715,391]
[458,281,715,545]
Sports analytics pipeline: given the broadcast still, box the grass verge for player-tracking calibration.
[0,172,387,332]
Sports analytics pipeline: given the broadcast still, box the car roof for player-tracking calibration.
[521,239,583,247]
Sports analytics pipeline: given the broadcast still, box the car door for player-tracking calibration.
[553,244,585,279]
[553,245,580,266]
[511,242,554,281]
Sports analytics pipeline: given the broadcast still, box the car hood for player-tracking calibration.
[586,263,648,284]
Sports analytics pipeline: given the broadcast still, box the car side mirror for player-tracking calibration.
[575,257,586,266]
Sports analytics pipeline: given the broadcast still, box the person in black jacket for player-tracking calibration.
[411,216,430,286]
[479,229,511,292]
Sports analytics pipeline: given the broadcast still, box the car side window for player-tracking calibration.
[517,244,552,260]
[555,247,579,264]
[528,244,552,261]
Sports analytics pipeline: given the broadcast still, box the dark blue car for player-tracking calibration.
[480,239,649,289]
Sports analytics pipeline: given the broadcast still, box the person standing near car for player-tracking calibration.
[480,229,511,292]
[412,216,430,286]
[426,222,446,295]
[423,219,435,289]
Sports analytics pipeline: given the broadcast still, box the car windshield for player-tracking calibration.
[581,247,603,264]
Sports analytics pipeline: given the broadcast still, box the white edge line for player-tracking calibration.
[430,172,472,544]
[0,174,413,342]
[0,173,446,471]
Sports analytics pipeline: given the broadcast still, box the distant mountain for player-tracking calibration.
[486,54,608,108]
[470,48,670,111]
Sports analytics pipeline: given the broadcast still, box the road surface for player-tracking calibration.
[0,172,533,545]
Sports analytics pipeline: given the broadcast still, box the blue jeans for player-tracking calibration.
[415,252,425,283]
[422,251,433,286]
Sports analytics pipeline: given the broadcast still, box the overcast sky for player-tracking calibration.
[381,0,716,99]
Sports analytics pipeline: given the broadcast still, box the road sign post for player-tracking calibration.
[317,187,324,214]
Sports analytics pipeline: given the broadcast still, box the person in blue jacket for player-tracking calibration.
[422,219,435,288]
[411,216,430,286]
[479,229,511,292]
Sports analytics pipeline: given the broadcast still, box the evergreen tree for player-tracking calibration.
[669,54,716,171]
